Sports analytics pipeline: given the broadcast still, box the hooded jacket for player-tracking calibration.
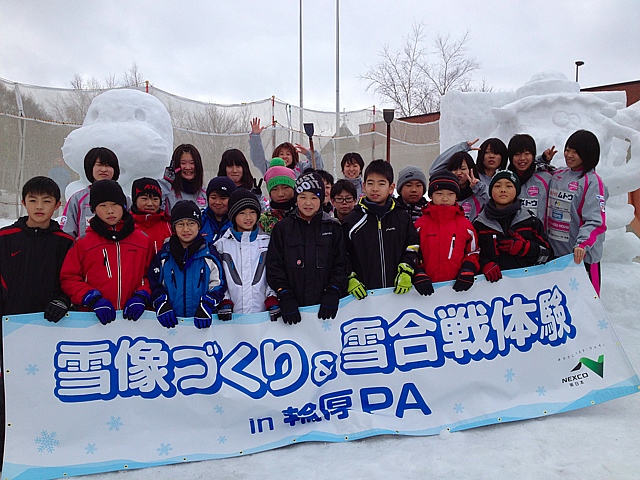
[131,210,172,254]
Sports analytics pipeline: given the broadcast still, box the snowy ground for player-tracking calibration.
[75,261,640,480]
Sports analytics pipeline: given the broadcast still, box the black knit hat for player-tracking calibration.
[90,180,127,212]
[489,169,521,197]
[228,188,261,226]
[170,200,202,229]
[428,170,461,198]
[206,176,237,198]
[295,171,325,204]
[132,177,163,203]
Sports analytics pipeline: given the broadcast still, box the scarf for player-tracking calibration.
[89,211,135,242]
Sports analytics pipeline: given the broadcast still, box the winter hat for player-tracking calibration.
[295,171,325,204]
[89,180,127,212]
[397,165,427,192]
[264,158,296,192]
[228,188,261,225]
[428,170,461,199]
[170,200,202,228]
[206,176,237,198]
[132,177,163,203]
[489,169,521,197]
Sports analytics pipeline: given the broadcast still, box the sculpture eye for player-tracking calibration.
[135,109,146,121]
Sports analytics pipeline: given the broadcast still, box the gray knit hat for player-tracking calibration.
[397,165,427,192]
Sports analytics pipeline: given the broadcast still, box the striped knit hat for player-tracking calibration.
[264,158,296,192]
[489,169,521,197]
[228,188,261,226]
[428,170,461,198]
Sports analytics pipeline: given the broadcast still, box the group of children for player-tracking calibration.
[0,127,607,336]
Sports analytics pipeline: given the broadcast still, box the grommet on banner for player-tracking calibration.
[498,417,502,422]
[591,400,595,405]
[543,410,548,415]
[344,436,349,440]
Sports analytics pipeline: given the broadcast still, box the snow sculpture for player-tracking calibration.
[440,71,640,261]
[61,89,173,199]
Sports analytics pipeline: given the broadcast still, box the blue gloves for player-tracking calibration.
[194,293,218,329]
[123,291,150,321]
[153,294,178,328]
[83,290,116,325]
[217,300,234,321]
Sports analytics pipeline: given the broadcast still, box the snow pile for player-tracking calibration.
[61,89,173,199]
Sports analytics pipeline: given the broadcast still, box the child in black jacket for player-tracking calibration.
[473,170,552,282]
[266,172,348,325]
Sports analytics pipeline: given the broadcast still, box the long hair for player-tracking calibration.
[565,130,600,178]
[217,149,255,189]
[171,144,204,194]
[446,151,479,179]
[477,138,508,175]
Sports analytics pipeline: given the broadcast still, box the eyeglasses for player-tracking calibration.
[333,196,355,204]
[174,220,199,229]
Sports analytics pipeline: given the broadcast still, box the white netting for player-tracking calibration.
[0,77,440,218]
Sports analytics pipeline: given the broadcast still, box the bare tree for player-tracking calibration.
[361,23,483,116]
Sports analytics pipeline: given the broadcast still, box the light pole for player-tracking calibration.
[575,61,584,83]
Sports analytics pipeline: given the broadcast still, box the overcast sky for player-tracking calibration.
[1,1,639,112]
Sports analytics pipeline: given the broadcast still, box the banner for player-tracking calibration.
[3,255,638,479]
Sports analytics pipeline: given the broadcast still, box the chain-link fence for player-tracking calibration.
[0,77,440,219]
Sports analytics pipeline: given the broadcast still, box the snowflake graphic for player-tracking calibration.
[85,443,97,454]
[35,430,60,453]
[167,329,178,336]
[454,403,464,413]
[157,443,173,456]
[536,386,547,396]
[25,364,39,375]
[569,278,579,291]
[214,405,224,414]
[597,319,609,330]
[107,416,123,431]
[218,436,227,444]
[322,320,332,332]
[504,368,516,383]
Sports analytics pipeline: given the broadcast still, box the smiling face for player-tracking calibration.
[296,191,321,220]
[225,164,244,186]
[564,147,584,171]
[174,219,199,247]
[135,193,161,214]
[512,151,534,173]
[179,152,196,181]
[491,178,517,207]
[278,148,294,166]
[235,208,258,232]
[22,193,60,229]
[343,161,361,179]
[208,191,230,219]
[94,201,123,226]
[364,173,394,206]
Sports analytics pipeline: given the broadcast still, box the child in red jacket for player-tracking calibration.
[131,177,172,254]
[413,170,480,295]
[61,180,155,325]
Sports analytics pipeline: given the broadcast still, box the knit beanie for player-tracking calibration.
[132,177,163,203]
[295,171,325,204]
[228,188,261,226]
[397,165,427,192]
[264,158,296,192]
[170,200,202,228]
[90,180,127,212]
[489,169,521,197]
[206,176,237,198]
[428,170,461,199]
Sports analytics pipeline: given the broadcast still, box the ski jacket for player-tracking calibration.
[473,204,552,271]
[267,211,347,307]
[249,132,324,178]
[414,203,480,283]
[429,141,488,221]
[213,228,275,314]
[0,217,74,316]
[60,223,155,309]
[342,197,420,290]
[158,178,207,214]
[546,168,608,264]
[131,211,172,254]
[201,208,233,245]
[148,237,226,318]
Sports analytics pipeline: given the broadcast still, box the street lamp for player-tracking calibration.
[575,61,584,83]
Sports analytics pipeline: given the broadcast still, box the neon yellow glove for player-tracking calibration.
[347,272,368,300]
[394,263,414,294]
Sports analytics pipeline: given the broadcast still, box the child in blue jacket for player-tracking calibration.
[148,201,226,329]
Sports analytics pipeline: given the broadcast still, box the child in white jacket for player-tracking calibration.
[212,189,280,320]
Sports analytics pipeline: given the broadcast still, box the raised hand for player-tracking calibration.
[250,117,265,135]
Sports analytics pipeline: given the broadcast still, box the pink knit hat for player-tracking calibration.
[264,158,296,192]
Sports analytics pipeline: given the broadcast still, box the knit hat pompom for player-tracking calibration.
[264,157,296,192]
